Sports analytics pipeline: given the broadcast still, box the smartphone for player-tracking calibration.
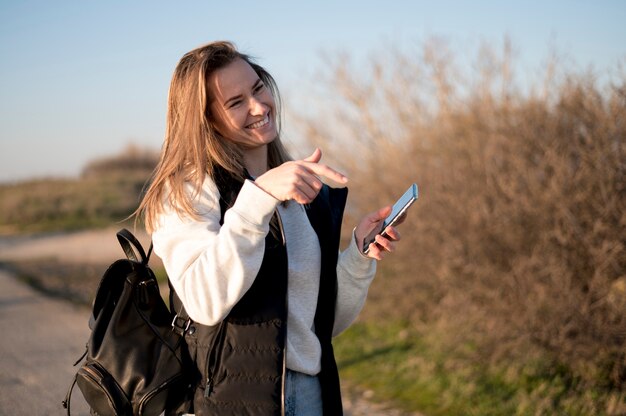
[362,183,418,254]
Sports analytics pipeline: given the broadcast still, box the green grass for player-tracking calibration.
[334,321,621,416]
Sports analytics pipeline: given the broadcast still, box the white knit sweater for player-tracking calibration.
[152,178,376,375]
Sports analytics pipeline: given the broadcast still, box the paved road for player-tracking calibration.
[0,269,92,415]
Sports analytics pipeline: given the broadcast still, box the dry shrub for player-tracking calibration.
[81,143,159,178]
[297,39,626,391]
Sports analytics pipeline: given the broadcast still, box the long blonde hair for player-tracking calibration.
[136,41,291,232]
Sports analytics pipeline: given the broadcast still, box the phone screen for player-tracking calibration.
[362,183,418,253]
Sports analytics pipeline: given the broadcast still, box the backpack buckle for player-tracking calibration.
[171,315,191,335]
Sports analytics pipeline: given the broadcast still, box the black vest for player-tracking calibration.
[172,180,348,416]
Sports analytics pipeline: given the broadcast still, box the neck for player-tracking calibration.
[243,145,269,178]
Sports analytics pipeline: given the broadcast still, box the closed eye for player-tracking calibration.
[228,99,242,109]
[254,82,265,94]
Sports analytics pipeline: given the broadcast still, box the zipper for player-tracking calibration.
[79,364,119,412]
[275,208,286,247]
[81,364,103,382]
[275,208,288,416]
[138,373,184,415]
[204,321,228,398]
[280,325,288,416]
[201,209,290,410]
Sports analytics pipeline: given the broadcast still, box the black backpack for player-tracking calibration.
[62,229,193,416]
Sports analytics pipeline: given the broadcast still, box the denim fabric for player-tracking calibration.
[284,369,323,416]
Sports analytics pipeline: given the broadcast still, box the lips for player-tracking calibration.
[246,114,270,129]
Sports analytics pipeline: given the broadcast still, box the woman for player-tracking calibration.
[137,41,401,416]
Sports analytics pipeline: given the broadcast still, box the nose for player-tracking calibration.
[248,96,266,116]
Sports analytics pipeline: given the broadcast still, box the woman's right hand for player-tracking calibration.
[254,148,348,204]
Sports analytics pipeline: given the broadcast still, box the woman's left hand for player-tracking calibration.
[355,206,403,261]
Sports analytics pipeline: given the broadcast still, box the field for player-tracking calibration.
[1,40,624,415]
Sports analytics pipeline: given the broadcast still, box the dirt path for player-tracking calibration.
[0,228,420,416]
[0,226,153,265]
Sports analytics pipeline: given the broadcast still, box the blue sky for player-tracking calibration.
[1,0,624,181]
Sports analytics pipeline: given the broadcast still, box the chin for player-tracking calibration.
[259,131,278,144]
[239,136,276,150]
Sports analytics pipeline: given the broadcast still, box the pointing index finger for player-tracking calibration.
[303,162,348,187]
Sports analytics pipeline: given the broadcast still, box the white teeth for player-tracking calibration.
[247,115,269,129]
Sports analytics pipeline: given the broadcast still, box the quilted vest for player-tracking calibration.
[171,178,348,416]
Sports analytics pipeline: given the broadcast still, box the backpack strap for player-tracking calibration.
[170,170,235,336]
[113,228,190,337]
[116,228,150,264]
[170,286,192,336]
[87,229,151,330]
[61,374,77,416]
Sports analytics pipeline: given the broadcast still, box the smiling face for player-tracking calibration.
[207,58,278,149]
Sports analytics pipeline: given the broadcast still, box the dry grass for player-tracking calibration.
[298,38,625,412]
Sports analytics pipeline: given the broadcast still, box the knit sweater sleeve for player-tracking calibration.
[151,178,279,326]
[332,231,377,337]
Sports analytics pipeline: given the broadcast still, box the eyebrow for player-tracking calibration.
[223,78,263,108]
